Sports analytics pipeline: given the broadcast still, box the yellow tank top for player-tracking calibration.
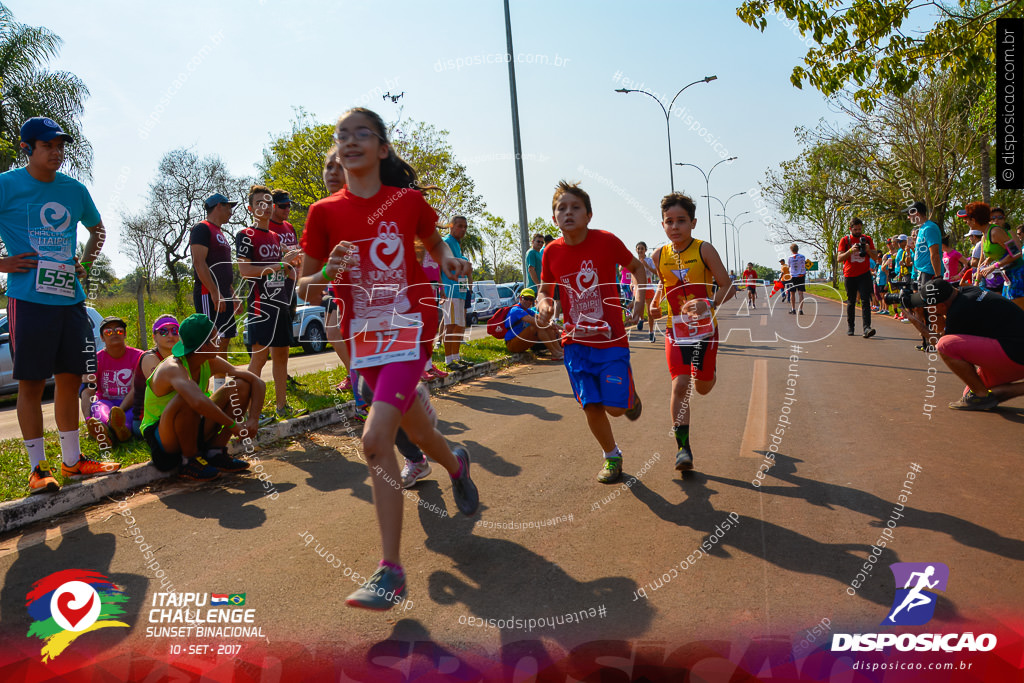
[655,239,714,318]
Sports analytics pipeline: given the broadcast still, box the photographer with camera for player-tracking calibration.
[892,279,1024,411]
[837,218,878,338]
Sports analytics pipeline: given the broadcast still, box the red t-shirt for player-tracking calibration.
[838,233,875,277]
[742,268,757,282]
[540,229,634,348]
[269,220,298,250]
[235,227,291,313]
[301,185,439,340]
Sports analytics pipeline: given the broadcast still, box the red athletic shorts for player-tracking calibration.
[666,330,718,381]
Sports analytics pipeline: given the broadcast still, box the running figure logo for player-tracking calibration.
[883,562,949,626]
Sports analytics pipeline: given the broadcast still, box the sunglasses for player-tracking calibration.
[275,203,291,208]
[102,328,126,337]
[156,327,180,336]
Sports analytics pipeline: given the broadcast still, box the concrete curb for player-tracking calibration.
[0,353,527,535]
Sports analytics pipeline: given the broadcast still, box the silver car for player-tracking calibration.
[0,305,105,394]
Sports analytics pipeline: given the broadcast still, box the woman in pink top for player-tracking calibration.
[81,316,144,443]
[941,235,964,281]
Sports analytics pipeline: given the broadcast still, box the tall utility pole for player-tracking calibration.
[504,0,530,285]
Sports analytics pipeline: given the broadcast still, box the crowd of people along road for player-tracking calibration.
[3,112,1023,612]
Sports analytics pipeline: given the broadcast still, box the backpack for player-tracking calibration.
[487,306,514,339]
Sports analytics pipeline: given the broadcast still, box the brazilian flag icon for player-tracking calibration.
[228,593,246,606]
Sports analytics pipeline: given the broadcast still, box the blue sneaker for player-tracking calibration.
[180,456,219,481]
[345,565,407,611]
[450,447,480,515]
[205,449,250,473]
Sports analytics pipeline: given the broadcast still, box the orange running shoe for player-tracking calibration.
[29,462,60,495]
[61,455,121,481]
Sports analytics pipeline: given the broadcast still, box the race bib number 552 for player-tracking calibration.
[35,260,77,297]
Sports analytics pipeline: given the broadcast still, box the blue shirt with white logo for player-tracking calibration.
[0,168,100,305]
[439,234,467,300]
[914,221,943,276]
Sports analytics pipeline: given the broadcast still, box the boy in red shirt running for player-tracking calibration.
[536,181,647,484]
[742,263,758,309]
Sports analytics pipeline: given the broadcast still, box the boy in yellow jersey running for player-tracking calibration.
[650,193,734,472]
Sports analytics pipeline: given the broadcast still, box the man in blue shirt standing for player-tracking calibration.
[905,200,944,351]
[439,216,472,370]
[0,118,119,494]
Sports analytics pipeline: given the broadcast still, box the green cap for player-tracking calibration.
[172,313,216,357]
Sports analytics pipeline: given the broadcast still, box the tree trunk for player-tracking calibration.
[136,284,146,348]
[980,139,991,205]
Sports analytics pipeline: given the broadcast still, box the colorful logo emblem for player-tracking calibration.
[228,593,246,606]
[25,569,129,662]
[883,562,949,626]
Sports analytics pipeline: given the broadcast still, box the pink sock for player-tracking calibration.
[380,560,404,576]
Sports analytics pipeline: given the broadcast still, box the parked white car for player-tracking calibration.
[242,297,328,354]
[0,305,105,394]
[466,281,520,325]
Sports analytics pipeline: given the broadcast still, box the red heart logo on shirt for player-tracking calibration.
[56,591,95,629]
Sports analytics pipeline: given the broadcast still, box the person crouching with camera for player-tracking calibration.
[838,217,879,338]
[897,279,1024,411]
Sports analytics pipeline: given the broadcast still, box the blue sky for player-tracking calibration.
[11,0,855,275]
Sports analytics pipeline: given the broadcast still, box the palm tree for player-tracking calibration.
[0,4,91,180]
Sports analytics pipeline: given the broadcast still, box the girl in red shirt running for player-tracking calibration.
[297,108,479,611]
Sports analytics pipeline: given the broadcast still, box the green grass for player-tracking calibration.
[0,335,515,504]
[806,283,845,302]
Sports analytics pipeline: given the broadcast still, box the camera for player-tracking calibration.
[856,239,868,258]
[883,290,912,308]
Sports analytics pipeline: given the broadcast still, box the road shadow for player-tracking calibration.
[158,476,297,530]
[281,439,374,502]
[414,483,656,651]
[470,378,569,401]
[627,474,901,608]
[441,391,562,422]
[0,515,143,658]
[459,439,520,478]
[704,452,1024,563]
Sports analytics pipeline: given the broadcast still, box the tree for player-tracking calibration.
[756,134,867,287]
[119,211,163,299]
[125,148,249,292]
[736,0,1023,110]
[259,110,487,243]
[76,242,115,294]
[0,3,92,179]
[476,211,517,280]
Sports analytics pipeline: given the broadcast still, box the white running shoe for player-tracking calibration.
[401,459,432,488]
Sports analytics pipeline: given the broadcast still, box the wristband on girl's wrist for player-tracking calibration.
[321,265,331,281]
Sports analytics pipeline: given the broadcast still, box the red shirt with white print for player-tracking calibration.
[540,229,634,348]
[301,185,439,338]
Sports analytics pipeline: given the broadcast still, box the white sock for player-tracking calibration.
[603,446,621,460]
[58,430,82,466]
[425,358,433,371]
[453,354,462,362]
[25,438,46,470]
[212,376,225,392]
[445,354,455,365]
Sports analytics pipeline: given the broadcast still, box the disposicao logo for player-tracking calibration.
[884,562,948,626]
[26,569,129,662]
[832,562,997,653]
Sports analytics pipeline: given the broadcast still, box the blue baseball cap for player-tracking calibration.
[204,193,238,212]
[20,117,73,144]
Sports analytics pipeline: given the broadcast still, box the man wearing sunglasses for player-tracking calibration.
[502,288,564,360]
[130,315,180,438]
[80,316,145,445]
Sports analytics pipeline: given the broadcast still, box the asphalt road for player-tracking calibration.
[1,294,1021,680]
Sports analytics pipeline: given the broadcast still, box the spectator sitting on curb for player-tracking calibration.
[503,288,564,360]
[130,315,179,438]
[140,313,265,481]
[80,316,144,444]
[905,279,1024,411]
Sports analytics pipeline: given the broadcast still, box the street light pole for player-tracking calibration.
[676,156,737,248]
[616,76,717,192]
[732,219,753,273]
[503,0,531,286]
[728,210,752,272]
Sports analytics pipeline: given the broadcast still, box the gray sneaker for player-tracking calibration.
[450,447,479,515]
[344,565,407,611]
[948,390,998,411]
[674,445,694,471]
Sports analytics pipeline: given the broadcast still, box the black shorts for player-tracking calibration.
[194,291,238,339]
[144,420,207,472]
[248,303,292,348]
[789,275,806,292]
[917,271,938,287]
[8,299,94,381]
